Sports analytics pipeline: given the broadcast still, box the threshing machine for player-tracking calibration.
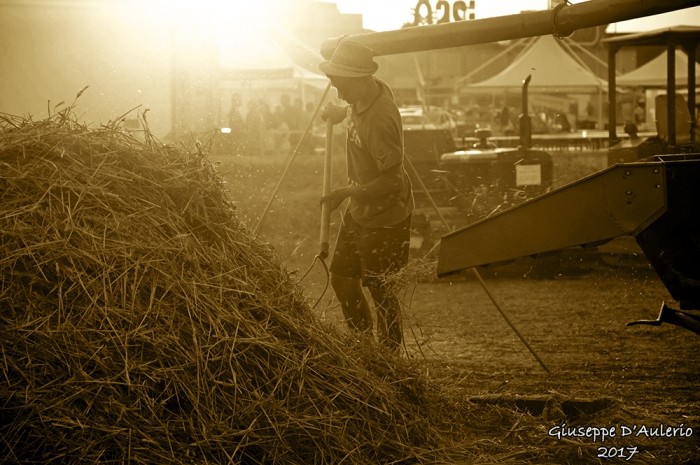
[438,154,700,335]
[435,22,700,335]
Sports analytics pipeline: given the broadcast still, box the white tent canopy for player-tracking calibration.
[617,49,700,87]
[460,35,608,94]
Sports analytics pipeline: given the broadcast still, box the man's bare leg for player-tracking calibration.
[368,284,402,352]
[331,273,373,333]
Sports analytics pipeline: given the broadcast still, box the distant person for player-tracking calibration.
[271,94,291,152]
[635,102,646,125]
[246,98,268,156]
[294,101,317,155]
[554,113,571,133]
[228,93,245,130]
[293,98,305,125]
[305,101,319,132]
[273,94,307,152]
[274,93,301,131]
[288,98,308,153]
[227,93,246,155]
[258,99,276,154]
[500,105,514,135]
[575,100,597,130]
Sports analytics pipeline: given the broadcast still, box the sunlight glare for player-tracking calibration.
[139,0,290,69]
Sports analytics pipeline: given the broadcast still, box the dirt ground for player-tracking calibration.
[300,243,700,464]
[216,152,699,463]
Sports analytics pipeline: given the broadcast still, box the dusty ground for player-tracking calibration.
[303,253,700,464]
[216,151,700,464]
[402,265,697,408]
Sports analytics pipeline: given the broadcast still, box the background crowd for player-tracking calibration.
[223,92,321,157]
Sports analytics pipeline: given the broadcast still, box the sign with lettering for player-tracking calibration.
[413,0,475,26]
[516,164,542,186]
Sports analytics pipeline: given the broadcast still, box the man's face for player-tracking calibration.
[329,76,365,104]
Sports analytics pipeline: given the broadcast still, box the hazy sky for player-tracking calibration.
[320,0,700,33]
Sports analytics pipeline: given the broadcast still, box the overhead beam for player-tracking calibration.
[321,0,699,59]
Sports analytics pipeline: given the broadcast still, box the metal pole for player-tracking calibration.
[520,75,532,149]
[608,44,619,142]
[320,0,699,59]
[686,44,697,142]
[668,40,677,147]
[598,86,604,135]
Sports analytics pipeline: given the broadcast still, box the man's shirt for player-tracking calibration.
[345,79,414,228]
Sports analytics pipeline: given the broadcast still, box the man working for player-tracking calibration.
[319,40,414,353]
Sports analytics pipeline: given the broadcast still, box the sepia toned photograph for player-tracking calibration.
[1,0,699,463]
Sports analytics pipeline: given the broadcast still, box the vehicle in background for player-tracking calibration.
[400,106,457,136]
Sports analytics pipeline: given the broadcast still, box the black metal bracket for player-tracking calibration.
[551,1,574,39]
[627,301,700,336]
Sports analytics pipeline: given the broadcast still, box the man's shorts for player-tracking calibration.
[329,211,411,287]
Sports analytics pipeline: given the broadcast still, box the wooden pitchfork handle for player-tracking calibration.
[319,119,334,259]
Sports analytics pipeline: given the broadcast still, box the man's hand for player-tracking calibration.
[320,187,352,212]
[321,103,348,125]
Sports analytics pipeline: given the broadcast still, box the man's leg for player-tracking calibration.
[329,213,374,334]
[368,284,402,351]
[331,273,373,333]
[357,215,411,352]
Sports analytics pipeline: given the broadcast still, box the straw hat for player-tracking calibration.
[319,41,378,78]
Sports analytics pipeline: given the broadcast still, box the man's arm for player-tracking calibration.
[320,164,405,212]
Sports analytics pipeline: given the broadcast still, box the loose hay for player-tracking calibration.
[0,107,451,464]
[2,105,690,465]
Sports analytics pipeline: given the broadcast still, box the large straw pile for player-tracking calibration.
[0,106,453,464]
